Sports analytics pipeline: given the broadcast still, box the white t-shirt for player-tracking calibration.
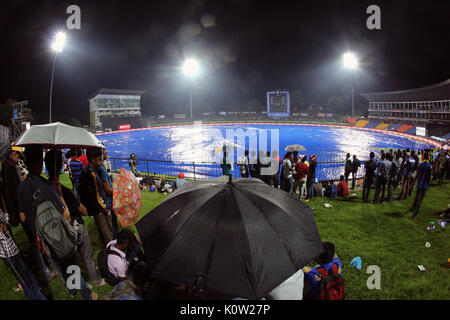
[282,159,292,179]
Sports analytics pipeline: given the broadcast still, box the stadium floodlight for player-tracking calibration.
[182,58,199,119]
[49,31,67,123]
[343,52,358,118]
[183,58,199,76]
[51,31,66,53]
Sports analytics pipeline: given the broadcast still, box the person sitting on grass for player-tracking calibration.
[337,175,349,198]
[303,242,344,300]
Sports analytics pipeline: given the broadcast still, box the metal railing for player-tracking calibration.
[108,157,369,182]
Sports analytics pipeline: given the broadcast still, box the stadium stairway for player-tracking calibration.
[345,118,357,125]
[386,123,402,131]
[363,121,379,129]
[355,120,370,128]
[397,124,413,133]
[375,122,391,130]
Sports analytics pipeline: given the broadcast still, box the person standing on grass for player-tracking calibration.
[281,152,294,193]
[68,149,84,201]
[293,156,309,200]
[97,148,119,240]
[238,150,250,178]
[399,152,416,200]
[344,153,352,183]
[45,150,105,288]
[0,189,46,300]
[411,151,432,221]
[79,148,113,247]
[306,155,317,201]
[362,152,376,203]
[272,150,282,189]
[221,151,233,177]
[17,145,57,283]
[351,154,361,190]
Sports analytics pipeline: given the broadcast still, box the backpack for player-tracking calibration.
[316,263,345,300]
[97,246,122,286]
[33,184,77,260]
[102,280,141,300]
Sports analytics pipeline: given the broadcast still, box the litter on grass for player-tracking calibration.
[350,256,362,270]
[425,242,431,248]
[426,225,436,231]
[418,265,426,271]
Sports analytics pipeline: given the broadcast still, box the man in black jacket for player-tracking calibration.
[351,155,361,190]
[362,152,376,203]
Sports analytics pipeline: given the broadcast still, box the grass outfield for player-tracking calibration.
[1,173,449,300]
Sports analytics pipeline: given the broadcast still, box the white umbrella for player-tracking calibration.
[285,144,306,152]
[15,122,103,149]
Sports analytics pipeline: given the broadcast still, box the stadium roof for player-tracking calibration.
[361,79,450,102]
[88,88,146,100]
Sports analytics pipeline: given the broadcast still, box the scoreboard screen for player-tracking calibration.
[266,91,290,117]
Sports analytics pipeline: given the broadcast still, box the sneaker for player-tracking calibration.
[91,292,99,300]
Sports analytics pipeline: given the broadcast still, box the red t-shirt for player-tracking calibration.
[78,155,88,168]
[294,162,309,180]
[337,180,349,197]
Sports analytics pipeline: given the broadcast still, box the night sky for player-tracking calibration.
[1,0,449,124]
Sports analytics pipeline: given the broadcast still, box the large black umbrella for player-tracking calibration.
[135,177,323,299]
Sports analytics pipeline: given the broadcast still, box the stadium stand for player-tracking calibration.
[375,122,391,130]
[345,118,358,125]
[386,123,402,131]
[397,124,413,133]
[405,126,417,135]
[355,120,370,127]
[363,121,379,129]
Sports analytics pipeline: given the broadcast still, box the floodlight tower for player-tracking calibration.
[49,31,66,123]
[182,59,199,119]
[343,52,359,119]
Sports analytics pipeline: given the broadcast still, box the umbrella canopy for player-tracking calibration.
[15,122,103,149]
[135,177,323,299]
[285,144,306,152]
[113,168,142,227]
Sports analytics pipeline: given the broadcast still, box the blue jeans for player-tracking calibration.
[3,254,47,300]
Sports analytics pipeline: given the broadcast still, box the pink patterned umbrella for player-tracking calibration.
[113,168,142,227]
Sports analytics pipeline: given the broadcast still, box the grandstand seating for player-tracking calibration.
[375,122,391,130]
[363,121,379,129]
[355,120,370,128]
[386,123,402,131]
[405,126,417,135]
[345,118,357,125]
[397,125,413,133]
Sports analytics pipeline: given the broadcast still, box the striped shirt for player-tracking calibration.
[0,210,19,259]
[69,159,84,185]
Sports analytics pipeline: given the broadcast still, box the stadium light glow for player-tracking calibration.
[51,31,66,53]
[182,58,199,76]
[343,52,358,69]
